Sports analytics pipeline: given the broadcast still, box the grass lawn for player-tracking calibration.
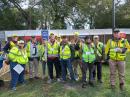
[0,56,130,97]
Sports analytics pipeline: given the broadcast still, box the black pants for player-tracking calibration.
[82,61,96,82]
[47,58,61,79]
[93,62,102,80]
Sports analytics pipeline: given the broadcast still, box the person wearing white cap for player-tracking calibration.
[93,35,104,83]
[7,40,28,90]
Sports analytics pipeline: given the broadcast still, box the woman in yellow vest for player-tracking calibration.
[82,36,96,88]
[39,38,47,79]
[8,40,28,91]
[60,36,74,82]
[105,29,130,90]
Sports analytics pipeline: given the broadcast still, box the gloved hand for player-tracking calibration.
[115,48,122,53]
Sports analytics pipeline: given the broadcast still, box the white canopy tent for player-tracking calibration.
[4,29,130,41]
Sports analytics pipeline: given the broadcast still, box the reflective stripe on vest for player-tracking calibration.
[82,44,96,63]
[60,45,71,59]
[94,42,103,57]
[10,41,16,49]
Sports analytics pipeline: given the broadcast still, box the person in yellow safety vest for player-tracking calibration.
[93,35,105,83]
[7,40,28,91]
[47,34,61,83]
[3,34,19,53]
[60,36,75,82]
[82,36,96,88]
[26,36,40,80]
[39,38,47,79]
[105,29,130,90]
[71,32,82,81]
[55,35,62,44]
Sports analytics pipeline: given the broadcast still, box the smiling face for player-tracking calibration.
[50,35,55,42]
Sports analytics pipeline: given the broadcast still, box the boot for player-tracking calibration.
[120,83,124,91]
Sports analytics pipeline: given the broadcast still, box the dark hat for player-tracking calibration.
[114,29,120,33]
[84,36,90,40]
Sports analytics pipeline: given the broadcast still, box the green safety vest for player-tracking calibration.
[82,44,96,63]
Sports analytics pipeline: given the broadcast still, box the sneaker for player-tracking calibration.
[82,81,88,88]
[75,77,79,81]
[98,80,103,83]
[89,81,95,87]
[57,78,61,82]
[47,79,53,84]
[34,76,40,79]
[120,84,124,91]
[29,78,34,81]
[11,87,16,91]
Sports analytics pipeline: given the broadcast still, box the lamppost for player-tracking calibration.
[112,0,115,33]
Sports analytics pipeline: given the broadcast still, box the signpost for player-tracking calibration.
[41,30,49,40]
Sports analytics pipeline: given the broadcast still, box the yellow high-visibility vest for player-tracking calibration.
[106,39,129,61]
[60,45,71,59]
[17,49,28,64]
[47,41,59,57]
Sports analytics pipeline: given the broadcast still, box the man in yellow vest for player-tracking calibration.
[93,35,104,83]
[47,34,61,83]
[60,36,74,82]
[3,34,19,53]
[7,40,28,90]
[71,32,82,81]
[105,29,130,90]
[26,36,40,80]
[82,36,96,88]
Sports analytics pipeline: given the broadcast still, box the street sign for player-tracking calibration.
[41,30,49,40]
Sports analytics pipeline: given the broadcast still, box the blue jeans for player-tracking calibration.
[47,58,61,79]
[10,62,25,88]
[93,62,102,80]
[60,59,74,81]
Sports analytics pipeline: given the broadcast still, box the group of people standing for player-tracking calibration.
[2,29,129,91]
